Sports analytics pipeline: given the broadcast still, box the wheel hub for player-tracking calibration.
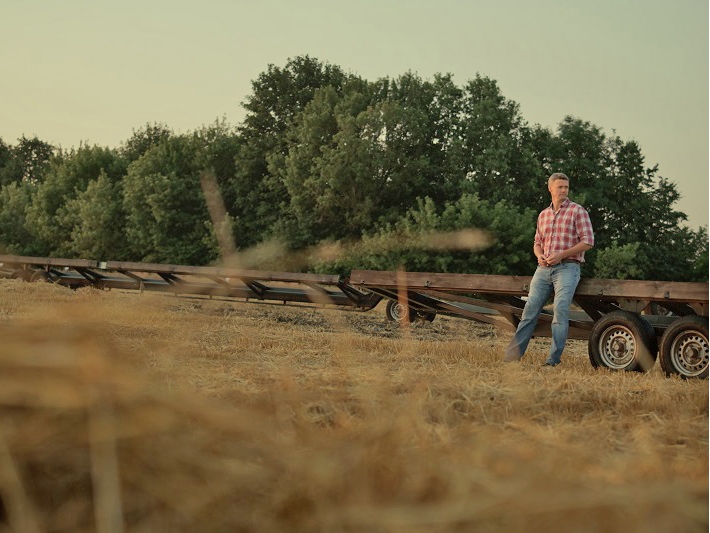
[674,333,709,374]
[601,327,636,368]
[610,339,627,356]
[391,303,407,321]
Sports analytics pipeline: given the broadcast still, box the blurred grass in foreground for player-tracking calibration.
[0,279,706,532]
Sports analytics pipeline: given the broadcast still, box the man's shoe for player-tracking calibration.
[503,354,521,363]
[541,361,557,368]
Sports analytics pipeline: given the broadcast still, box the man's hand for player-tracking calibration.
[537,252,566,266]
[544,252,565,266]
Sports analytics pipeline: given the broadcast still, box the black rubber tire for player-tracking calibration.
[30,270,53,283]
[10,269,32,282]
[639,314,659,365]
[415,310,437,323]
[659,316,709,379]
[385,299,411,323]
[588,311,658,373]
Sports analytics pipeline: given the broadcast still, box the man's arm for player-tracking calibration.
[544,242,592,265]
[534,242,547,266]
[535,242,594,266]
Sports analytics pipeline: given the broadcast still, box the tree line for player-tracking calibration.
[0,56,706,281]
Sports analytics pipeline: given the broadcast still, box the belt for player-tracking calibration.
[561,259,580,264]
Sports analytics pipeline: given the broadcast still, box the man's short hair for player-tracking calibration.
[548,173,569,186]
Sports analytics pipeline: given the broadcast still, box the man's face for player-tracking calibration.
[549,178,569,203]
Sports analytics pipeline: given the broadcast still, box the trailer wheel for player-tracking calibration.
[417,311,436,322]
[588,311,658,373]
[385,299,410,323]
[30,270,54,283]
[659,316,708,379]
[10,269,32,282]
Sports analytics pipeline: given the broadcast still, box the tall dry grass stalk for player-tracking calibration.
[0,279,706,532]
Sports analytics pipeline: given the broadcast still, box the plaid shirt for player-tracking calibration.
[535,198,594,263]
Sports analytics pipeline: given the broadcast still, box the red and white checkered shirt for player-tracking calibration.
[534,198,594,263]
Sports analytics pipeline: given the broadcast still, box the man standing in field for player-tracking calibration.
[503,172,594,367]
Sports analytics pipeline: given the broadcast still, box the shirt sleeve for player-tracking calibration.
[576,206,594,246]
[533,212,544,246]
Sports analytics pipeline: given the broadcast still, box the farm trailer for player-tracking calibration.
[1,254,708,379]
[0,254,381,311]
[349,269,709,379]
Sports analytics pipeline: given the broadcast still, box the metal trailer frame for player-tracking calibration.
[1,254,708,378]
[0,255,381,311]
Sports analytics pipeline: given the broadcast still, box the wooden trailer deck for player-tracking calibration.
[349,269,708,338]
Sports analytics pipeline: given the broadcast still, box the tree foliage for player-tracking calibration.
[123,135,214,264]
[120,123,174,163]
[57,172,129,259]
[0,135,55,186]
[0,56,705,282]
[229,55,359,248]
[0,181,38,254]
[593,242,646,280]
[23,145,126,256]
[314,195,536,276]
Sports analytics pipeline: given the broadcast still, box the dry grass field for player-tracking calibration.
[0,278,706,532]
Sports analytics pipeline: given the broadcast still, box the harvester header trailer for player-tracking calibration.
[1,254,707,379]
[0,254,381,311]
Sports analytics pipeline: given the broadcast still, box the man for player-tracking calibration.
[503,172,594,367]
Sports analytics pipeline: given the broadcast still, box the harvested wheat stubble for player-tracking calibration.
[0,279,707,532]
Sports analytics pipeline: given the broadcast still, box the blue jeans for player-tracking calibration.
[504,263,581,365]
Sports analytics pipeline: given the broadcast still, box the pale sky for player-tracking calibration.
[1,0,708,228]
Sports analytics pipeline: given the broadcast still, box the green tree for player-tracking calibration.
[593,242,646,280]
[688,226,709,282]
[192,119,241,214]
[456,75,541,206]
[120,123,173,163]
[229,55,359,247]
[24,145,125,255]
[0,135,55,186]
[56,172,129,259]
[0,139,12,186]
[122,135,220,264]
[364,79,444,222]
[276,73,473,247]
[0,180,40,255]
[316,194,536,276]
[278,85,443,246]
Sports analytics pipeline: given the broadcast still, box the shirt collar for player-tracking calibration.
[548,197,572,212]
